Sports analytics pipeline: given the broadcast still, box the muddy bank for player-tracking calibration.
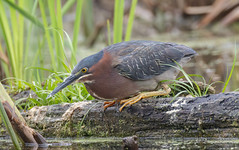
[18,92,239,138]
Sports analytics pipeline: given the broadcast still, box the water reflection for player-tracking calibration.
[1,137,239,150]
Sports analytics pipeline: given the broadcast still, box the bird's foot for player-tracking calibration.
[103,100,116,110]
[119,84,171,112]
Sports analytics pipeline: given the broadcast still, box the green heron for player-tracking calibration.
[47,40,196,111]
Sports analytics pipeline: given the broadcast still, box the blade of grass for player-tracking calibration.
[30,38,45,81]
[118,0,124,42]
[113,0,119,43]
[47,0,59,67]
[125,0,137,41]
[18,0,26,84]
[8,0,24,87]
[39,0,56,71]
[203,81,220,95]
[49,28,68,68]
[56,0,64,58]
[222,45,237,92]
[0,0,16,78]
[8,0,19,79]
[72,0,84,65]
[113,0,124,43]
[162,61,214,97]
[24,0,38,80]
[168,61,194,88]
[26,67,56,74]
[107,19,112,45]
[0,102,21,150]
[79,102,98,129]
[0,43,10,77]
[191,80,202,96]
[3,0,44,29]
[170,81,196,95]
[0,82,27,149]
[62,29,74,69]
[170,90,187,103]
[176,74,204,80]
[48,0,65,71]
[62,0,76,15]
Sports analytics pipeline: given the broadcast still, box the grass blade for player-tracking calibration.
[39,0,56,71]
[48,0,65,71]
[170,90,187,103]
[113,0,124,43]
[0,0,16,78]
[3,0,43,29]
[113,0,119,43]
[72,0,84,65]
[125,0,137,41]
[0,83,22,149]
[62,0,76,15]
[0,102,21,150]
[24,0,40,80]
[222,45,237,92]
[107,19,112,45]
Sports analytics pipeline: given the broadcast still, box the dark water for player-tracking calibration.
[1,137,239,150]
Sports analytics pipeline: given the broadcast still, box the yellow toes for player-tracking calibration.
[119,84,171,111]
[103,84,171,112]
[103,101,116,110]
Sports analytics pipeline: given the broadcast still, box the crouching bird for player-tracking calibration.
[47,40,196,111]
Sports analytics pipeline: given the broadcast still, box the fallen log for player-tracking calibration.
[24,92,239,138]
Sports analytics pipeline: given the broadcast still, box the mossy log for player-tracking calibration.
[23,92,239,138]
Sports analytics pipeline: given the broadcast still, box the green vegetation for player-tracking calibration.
[165,47,237,100]
[0,83,22,150]
[222,45,237,93]
[113,0,124,44]
[0,0,237,108]
[0,0,238,149]
[168,74,217,98]
[0,102,21,150]
[125,0,138,41]
[0,0,138,109]
[0,0,86,85]
[113,0,138,44]
[162,62,217,99]
[19,72,94,110]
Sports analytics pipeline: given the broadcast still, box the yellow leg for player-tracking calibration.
[119,84,171,112]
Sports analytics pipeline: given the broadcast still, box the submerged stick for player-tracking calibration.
[2,101,47,146]
[0,83,47,147]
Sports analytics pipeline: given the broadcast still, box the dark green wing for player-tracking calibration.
[105,40,196,81]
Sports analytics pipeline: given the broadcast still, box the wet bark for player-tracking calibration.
[23,92,239,138]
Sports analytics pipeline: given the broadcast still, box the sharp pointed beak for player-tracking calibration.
[46,75,79,99]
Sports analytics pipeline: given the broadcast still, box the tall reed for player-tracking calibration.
[0,0,84,86]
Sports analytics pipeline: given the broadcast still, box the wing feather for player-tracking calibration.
[104,41,196,81]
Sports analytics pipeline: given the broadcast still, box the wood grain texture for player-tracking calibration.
[22,92,239,138]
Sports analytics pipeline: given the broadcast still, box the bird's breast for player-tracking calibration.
[83,70,140,100]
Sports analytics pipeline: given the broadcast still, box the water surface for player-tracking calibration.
[1,137,239,149]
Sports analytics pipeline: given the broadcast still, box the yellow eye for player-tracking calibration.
[81,67,88,73]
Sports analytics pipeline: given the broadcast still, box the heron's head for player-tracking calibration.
[46,51,103,99]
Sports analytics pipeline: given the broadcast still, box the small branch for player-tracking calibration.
[2,101,47,146]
